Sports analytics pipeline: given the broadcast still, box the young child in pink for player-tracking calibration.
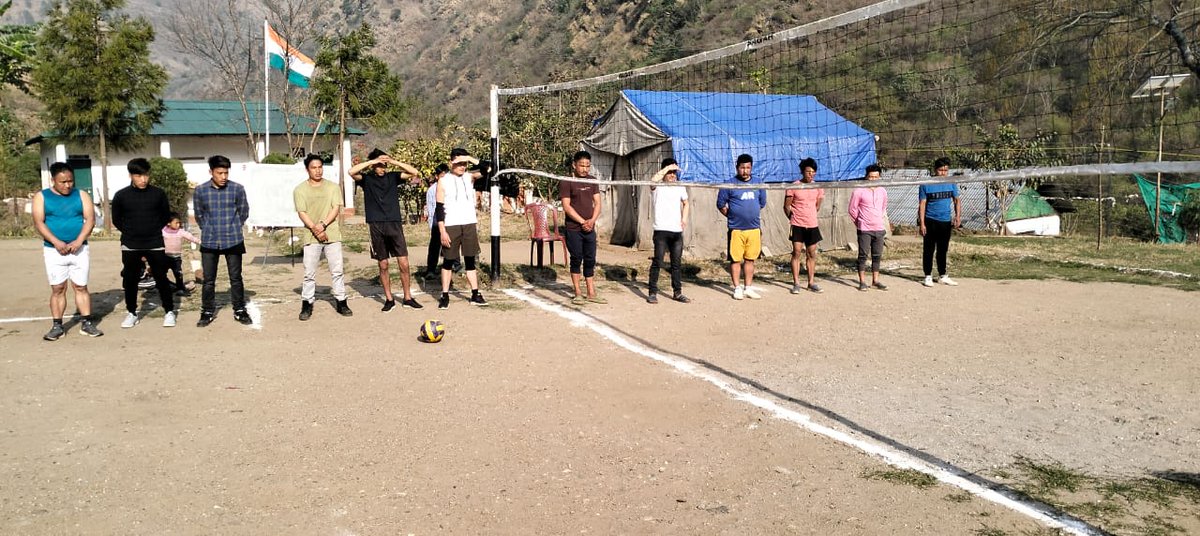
[162,213,200,295]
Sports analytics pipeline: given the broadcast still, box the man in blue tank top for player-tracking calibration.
[32,162,103,340]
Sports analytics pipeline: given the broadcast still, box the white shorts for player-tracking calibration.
[44,244,90,286]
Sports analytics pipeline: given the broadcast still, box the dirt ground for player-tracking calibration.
[1,233,1197,535]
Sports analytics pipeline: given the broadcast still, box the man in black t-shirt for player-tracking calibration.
[349,148,424,312]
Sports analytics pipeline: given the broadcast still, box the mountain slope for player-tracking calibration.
[2,0,874,122]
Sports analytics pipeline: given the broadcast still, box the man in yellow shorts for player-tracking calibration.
[716,154,767,300]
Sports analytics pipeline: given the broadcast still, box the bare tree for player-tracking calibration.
[1134,0,1200,77]
[166,0,262,161]
[920,57,975,124]
[1032,1,1200,78]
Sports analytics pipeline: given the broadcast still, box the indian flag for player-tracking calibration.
[265,24,315,88]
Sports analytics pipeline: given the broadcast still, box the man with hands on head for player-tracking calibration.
[646,158,690,304]
[349,148,424,312]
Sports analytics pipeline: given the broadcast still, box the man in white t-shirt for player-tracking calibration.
[646,158,690,304]
[434,148,489,309]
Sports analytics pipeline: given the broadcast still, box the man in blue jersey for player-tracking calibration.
[716,154,767,300]
[32,163,102,340]
[918,157,961,287]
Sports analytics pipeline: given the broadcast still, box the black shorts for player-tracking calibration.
[790,225,823,246]
[442,224,480,260]
[369,221,408,260]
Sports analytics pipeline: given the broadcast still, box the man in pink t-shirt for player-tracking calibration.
[848,164,890,291]
[784,158,825,294]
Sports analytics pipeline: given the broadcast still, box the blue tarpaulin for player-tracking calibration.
[586,90,877,184]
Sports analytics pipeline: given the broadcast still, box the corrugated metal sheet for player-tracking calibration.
[886,170,1016,231]
[154,100,364,136]
[32,100,365,140]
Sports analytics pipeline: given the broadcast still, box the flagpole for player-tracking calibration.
[263,20,270,161]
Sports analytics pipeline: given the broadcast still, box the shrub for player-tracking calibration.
[262,152,297,165]
[1178,193,1200,243]
[148,157,190,216]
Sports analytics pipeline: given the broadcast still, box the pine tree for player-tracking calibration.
[311,23,411,219]
[31,0,167,231]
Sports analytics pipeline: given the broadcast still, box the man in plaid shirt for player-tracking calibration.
[192,155,252,327]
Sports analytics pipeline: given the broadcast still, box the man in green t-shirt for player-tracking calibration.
[294,154,352,320]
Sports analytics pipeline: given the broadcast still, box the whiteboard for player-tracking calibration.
[235,163,344,228]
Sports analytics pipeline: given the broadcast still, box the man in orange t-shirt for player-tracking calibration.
[784,158,825,294]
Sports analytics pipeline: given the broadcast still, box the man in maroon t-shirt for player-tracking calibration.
[560,150,604,305]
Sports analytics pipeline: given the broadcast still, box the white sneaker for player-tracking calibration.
[162,311,177,327]
[744,287,762,300]
[732,286,745,300]
[941,276,959,286]
[120,312,139,329]
[923,275,934,287]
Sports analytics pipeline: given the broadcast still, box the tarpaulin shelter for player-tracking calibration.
[581,90,877,256]
[1135,174,1200,244]
[1003,187,1060,236]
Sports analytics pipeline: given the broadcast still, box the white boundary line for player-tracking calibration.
[0,288,442,327]
[502,288,1104,536]
[0,315,56,324]
[0,299,271,328]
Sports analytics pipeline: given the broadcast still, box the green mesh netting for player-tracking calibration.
[1135,175,1200,244]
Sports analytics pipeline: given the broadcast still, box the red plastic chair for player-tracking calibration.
[525,203,567,266]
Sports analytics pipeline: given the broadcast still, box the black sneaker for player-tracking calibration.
[43,323,65,341]
[469,292,489,306]
[336,299,353,317]
[402,298,423,310]
[672,293,691,304]
[233,309,252,325]
[80,320,104,337]
[438,293,450,310]
[381,300,396,312]
[299,301,313,321]
[197,311,216,327]
[646,293,658,304]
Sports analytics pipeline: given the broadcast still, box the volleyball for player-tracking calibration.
[420,319,445,343]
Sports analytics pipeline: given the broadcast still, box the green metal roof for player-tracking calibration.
[155,100,364,136]
[29,100,364,143]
